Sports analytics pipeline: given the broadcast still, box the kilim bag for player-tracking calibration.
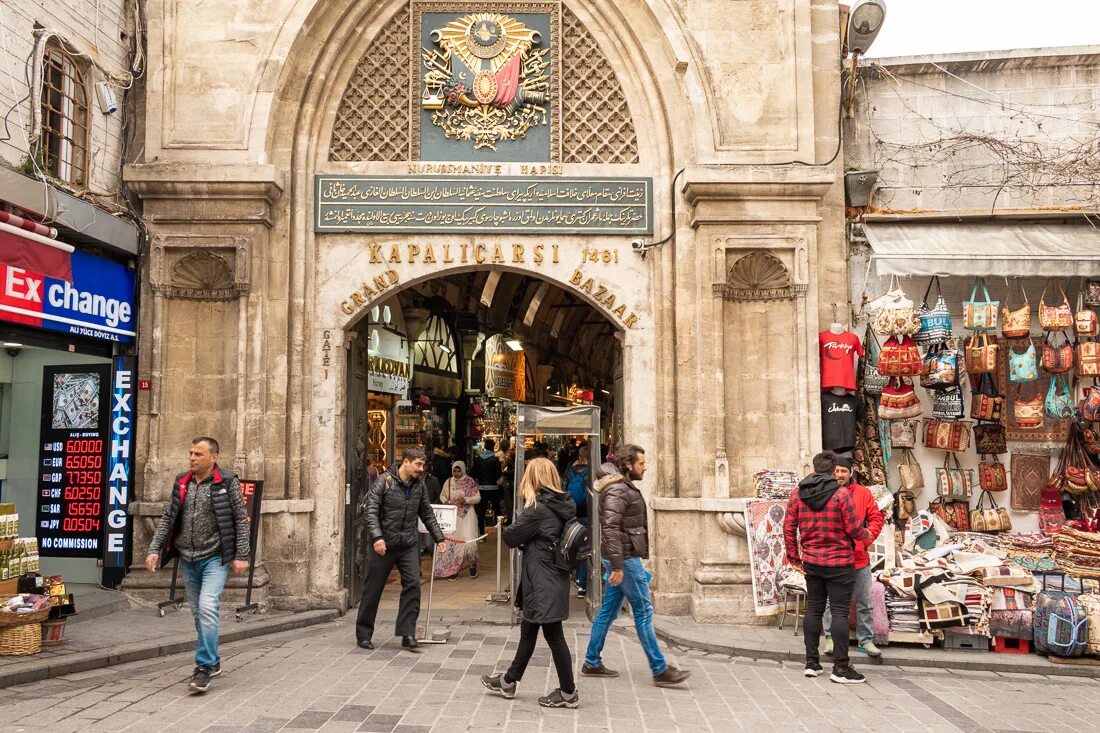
[1001,279,1031,338]
[1039,278,1074,331]
[963,276,999,332]
[1081,386,1100,422]
[898,449,924,493]
[895,489,916,521]
[1039,475,1067,534]
[1008,343,1039,383]
[1045,373,1075,420]
[970,373,1005,422]
[862,327,889,395]
[923,417,972,452]
[974,423,1008,455]
[931,387,965,421]
[1042,332,1074,374]
[971,491,1011,532]
[921,342,961,388]
[873,277,921,337]
[1014,382,1044,429]
[1076,292,1098,338]
[965,332,998,374]
[929,496,971,531]
[1087,280,1100,307]
[916,276,953,345]
[936,453,974,499]
[1077,594,1100,656]
[1077,341,1100,377]
[878,379,923,420]
[979,456,1009,492]
[890,419,919,449]
[877,335,924,377]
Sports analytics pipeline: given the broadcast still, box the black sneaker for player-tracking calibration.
[539,688,580,709]
[580,663,619,678]
[577,588,587,598]
[830,666,867,685]
[470,566,478,579]
[208,663,222,678]
[188,667,212,693]
[804,662,823,678]
[481,674,516,699]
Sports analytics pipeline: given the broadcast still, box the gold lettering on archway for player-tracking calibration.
[568,268,640,329]
[339,269,400,316]
[365,242,567,266]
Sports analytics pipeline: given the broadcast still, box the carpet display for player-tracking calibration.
[745,498,789,616]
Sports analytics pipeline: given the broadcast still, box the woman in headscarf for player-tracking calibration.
[434,461,481,579]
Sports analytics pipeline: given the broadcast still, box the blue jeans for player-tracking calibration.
[180,555,229,670]
[584,557,667,676]
[823,565,874,646]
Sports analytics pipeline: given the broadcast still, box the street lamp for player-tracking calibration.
[846,0,887,56]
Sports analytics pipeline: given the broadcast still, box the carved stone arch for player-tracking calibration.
[716,250,806,302]
[165,251,242,301]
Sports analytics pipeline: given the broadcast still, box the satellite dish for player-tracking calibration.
[847,0,887,56]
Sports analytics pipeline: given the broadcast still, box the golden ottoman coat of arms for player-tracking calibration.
[421,13,551,150]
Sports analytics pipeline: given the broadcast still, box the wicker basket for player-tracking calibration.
[0,622,42,656]
[0,607,51,627]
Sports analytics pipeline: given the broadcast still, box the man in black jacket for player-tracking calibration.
[581,445,690,687]
[356,447,446,651]
[145,437,250,694]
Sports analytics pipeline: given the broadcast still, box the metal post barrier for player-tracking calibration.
[488,516,509,603]
[156,558,184,617]
[417,542,446,644]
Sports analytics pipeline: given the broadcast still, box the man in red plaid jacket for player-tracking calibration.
[783,452,872,685]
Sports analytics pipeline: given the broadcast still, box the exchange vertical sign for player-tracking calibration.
[104,356,135,569]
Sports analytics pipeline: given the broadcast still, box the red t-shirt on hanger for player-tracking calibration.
[819,330,864,391]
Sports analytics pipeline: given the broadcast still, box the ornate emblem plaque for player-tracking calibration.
[413,2,560,161]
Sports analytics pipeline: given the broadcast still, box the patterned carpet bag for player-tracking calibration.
[1033,590,1089,657]
[1077,593,1100,656]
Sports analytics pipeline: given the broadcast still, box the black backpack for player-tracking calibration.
[548,518,591,573]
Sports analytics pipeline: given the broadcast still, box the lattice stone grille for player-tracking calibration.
[330,8,412,161]
[561,6,639,164]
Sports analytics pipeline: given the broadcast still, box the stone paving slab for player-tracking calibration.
[652,613,1100,679]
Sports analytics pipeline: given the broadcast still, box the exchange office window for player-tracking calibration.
[41,45,90,186]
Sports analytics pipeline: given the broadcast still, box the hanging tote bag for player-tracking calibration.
[878,379,923,420]
[1039,279,1074,331]
[1039,475,1067,535]
[1008,343,1039,383]
[974,423,1008,455]
[970,373,1005,422]
[1087,280,1100,307]
[916,276,953,345]
[1076,293,1098,338]
[921,342,961,389]
[889,419,919,449]
[936,454,974,499]
[931,387,965,421]
[965,332,998,374]
[1045,373,1075,420]
[971,491,1011,532]
[862,326,890,396]
[1001,279,1031,338]
[979,456,1009,492]
[873,276,921,337]
[1081,386,1100,422]
[929,496,971,531]
[898,449,924,493]
[963,277,999,332]
[877,336,924,377]
[1042,332,1074,374]
[923,417,972,452]
[1078,341,1100,377]
[1015,382,1045,430]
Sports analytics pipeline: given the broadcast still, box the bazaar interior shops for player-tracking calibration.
[343,270,622,605]
[745,225,1100,660]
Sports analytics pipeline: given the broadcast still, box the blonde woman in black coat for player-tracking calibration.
[482,457,579,708]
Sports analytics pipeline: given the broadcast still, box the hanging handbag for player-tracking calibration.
[1078,341,1100,377]
[895,489,916,521]
[979,456,1009,492]
[1008,342,1039,383]
[1081,386,1100,422]
[898,448,924,493]
[929,496,971,531]
[965,332,998,375]
[970,373,1005,422]
[921,342,961,389]
[862,326,889,395]
[931,387,965,421]
[936,453,974,499]
[877,335,924,377]
[1042,332,1074,374]
[873,277,921,337]
[878,379,923,420]
[1001,279,1031,338]
[1045,373,1075,420]
[1039,475,1067,535]
[1086,281,1100,307]
[924,417,972,452]
[1014,382,1044,429]
[963,276,999,332]
[1039,278,1074,331]
[890,419,919,449]
[971,491,1011,532]
[1076,293,1098,337]
[916,276,953,345]
[974,423,1008,455]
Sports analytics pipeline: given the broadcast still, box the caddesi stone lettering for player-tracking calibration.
[339,269,400,316]
[568,268,640,329]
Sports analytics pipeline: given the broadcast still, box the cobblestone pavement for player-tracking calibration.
[3,611,1100,733]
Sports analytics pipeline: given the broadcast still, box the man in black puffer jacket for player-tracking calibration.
[356,447,445,651]
[582,444,690,687]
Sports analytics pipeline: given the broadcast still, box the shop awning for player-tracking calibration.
[865,222,1100,277]
[0,223,73,281]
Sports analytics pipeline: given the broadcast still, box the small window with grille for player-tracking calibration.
[40,45,90,185]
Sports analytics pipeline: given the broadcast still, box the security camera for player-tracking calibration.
[4,346,21,358]
[631,239,647,251]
